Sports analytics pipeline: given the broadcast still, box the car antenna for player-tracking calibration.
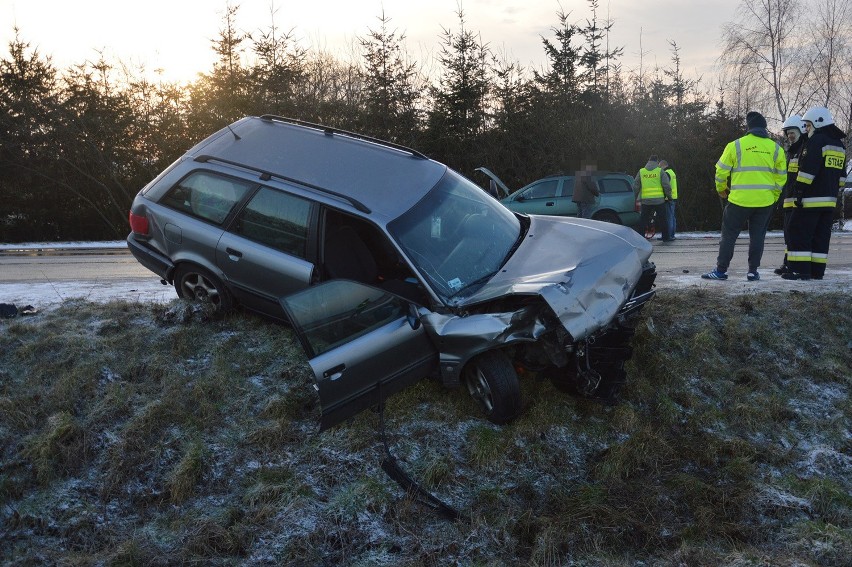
[226,124,241,141]
[377,400,462,522]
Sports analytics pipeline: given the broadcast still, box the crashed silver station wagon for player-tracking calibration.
[128,115,656,430]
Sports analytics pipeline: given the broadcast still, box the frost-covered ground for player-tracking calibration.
[2,228,851,565]
[2,280,850,565]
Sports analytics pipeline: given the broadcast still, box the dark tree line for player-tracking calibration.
[0,4,793,242]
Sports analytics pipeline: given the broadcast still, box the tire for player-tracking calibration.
[593,210,621,225]
[463,350,521,424]
[173,264,233,313]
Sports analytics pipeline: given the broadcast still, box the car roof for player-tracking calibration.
[187,116,448,221]
[537,171,628,179]
[517,171,629,187]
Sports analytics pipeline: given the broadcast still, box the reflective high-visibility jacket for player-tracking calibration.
[782,136,806,209]
[794,127,847,208]
[715,133,786,207]
[667,169,678,200]
[639,167,664,200]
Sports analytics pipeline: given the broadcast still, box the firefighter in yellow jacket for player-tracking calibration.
[702,111,786,281]
[782,106,847,280]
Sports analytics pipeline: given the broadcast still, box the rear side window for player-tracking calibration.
[522,179,559,199]
[161,171,253,225]
[599,178,631,194]
[232,187,313,257]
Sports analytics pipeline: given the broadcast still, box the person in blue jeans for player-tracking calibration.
[658,159,677,240]
[632,155,673,241]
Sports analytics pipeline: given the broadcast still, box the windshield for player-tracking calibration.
[389,169,521,303]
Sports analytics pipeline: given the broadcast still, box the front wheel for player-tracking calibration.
[173,264,233,314]
[463,351,521,424]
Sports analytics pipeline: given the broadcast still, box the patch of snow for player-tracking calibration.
[756,485,812,512]
[0,240,128,250]
[0,279,175,312]
[796,446,852,479]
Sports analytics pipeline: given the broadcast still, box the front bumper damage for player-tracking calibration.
[423,261,657,388]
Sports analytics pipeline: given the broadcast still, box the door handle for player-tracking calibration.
[545,201,555,206]
[226,247,243,260]
[323,364,345,381]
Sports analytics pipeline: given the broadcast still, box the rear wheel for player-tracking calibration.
[173,264,233,313]
[593,210,621,224]
[463,351,521,424]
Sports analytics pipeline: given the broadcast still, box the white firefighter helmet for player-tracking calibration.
[781,114,805,133]
[802,106,834,128]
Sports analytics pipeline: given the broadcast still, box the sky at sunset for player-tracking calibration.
[2,0,741,83]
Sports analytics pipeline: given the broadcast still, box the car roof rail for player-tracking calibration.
[258,114,428,160]
[193,154,371,214]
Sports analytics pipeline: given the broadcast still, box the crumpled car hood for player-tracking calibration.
[457,215,653,341]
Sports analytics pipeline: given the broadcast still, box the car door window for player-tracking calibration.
[560,177,575,198]
[599,178,631,193]
[523,179,559,199]
[231,186,313,257]
[281,279,437,431]
[284,279,409,357]
[160,171,253,225]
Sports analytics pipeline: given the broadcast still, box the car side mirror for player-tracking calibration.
[406,303,421,330]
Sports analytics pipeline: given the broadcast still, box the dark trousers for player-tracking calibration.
[639,202,670,240]
[786,208,835,278]
[780,206,793,267]
[715,202,774,272]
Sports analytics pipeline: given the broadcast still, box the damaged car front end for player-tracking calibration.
[284,166,655,429]
[411,212,656,423]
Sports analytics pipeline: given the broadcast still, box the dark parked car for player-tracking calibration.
[477,168,641,226]
[128,116,656,430]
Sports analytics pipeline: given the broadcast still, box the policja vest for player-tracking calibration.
[666,169,678,200]
[639,167,664,201]
[714,133,785,208]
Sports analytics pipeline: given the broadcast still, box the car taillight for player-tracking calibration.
[129,211,149,235]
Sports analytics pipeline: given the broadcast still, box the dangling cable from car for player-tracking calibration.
[377,398,461,521]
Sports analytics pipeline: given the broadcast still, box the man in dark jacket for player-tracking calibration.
[572,160,601,218]
[782,106,848,280]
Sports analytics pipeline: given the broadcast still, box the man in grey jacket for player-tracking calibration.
[632,155,673,241]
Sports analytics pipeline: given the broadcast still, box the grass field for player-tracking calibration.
[1,289,850,566]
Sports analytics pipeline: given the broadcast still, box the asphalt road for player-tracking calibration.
[0,247,149,282]
[648,232,852,277]
[1,233,850,309]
